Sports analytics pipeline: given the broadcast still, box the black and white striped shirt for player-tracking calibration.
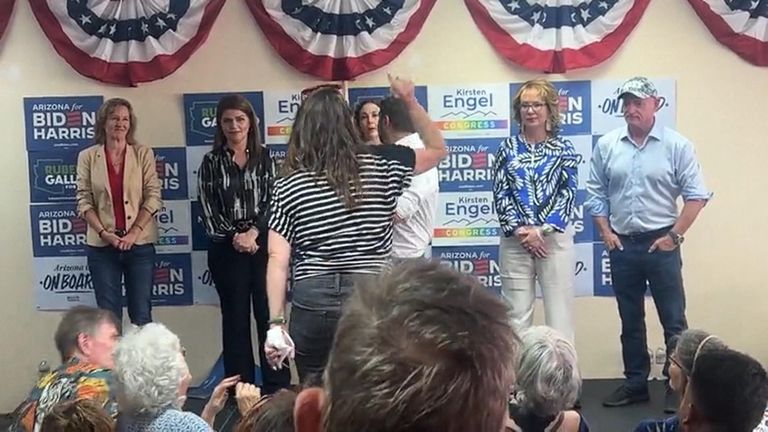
[269,145,415,280]
[198,147,276,241]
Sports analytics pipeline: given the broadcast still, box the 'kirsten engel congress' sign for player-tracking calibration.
[24,96,103,152]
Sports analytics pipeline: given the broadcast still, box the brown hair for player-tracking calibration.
[235,389,297,432]
[284,87,364,208]
[213,94,265,172]
[54,306,119,362]
[93,98,137,146]
[323,260,519,432]
[512,79,562,137]
[40,399,114,432]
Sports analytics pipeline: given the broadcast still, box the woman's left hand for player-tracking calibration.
[201,375,241,425]
[519,227,548,258]
[117,230,139,251]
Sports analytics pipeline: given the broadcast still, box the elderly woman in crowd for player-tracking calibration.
[507,326,589,432]
[112,323,239,431]
[76,98,162,327]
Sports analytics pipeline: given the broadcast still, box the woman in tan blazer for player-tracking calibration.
[76,98,162,326]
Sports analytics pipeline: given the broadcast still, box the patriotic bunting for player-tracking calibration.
[464,0,651,73]
[687,0,768,66]
[28,0,226,85]
[245,0,437,80]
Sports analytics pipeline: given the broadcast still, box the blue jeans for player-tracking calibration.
[289,273,369,385]
[609,228,687,391]
[87,244,155,326]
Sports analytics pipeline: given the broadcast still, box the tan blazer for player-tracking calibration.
[76,144,163,247]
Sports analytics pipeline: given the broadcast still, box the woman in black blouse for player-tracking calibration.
[198,94,290,394]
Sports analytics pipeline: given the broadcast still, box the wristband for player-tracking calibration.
[268,316,287,325]
[97,228,106,238]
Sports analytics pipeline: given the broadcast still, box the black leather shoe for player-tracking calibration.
[602,385,650,407]
[663,384,679,413]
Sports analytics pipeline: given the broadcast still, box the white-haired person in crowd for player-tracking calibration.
[113,323,240,431]
[507,326,589,432]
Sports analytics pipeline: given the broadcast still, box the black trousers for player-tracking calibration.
[208,238,290,394]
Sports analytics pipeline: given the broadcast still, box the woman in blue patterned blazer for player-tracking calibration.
[492,78,580,343]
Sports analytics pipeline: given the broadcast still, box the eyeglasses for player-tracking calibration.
[520,102,546,111]
[300,83,344,101]
[668,354,689,376]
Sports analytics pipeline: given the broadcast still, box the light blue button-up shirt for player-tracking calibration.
[585,122,711,235]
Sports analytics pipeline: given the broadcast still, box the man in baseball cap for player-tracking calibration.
[585,76,712,412]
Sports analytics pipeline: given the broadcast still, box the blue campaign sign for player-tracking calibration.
[30,203,87,257]
[152,254,193,306]
[268,144,288,165]
[509,81,591,136]
[28,151,79,203]
[593,246,614,296]
[24,96,103,151]
[438,138,500,193]
[347,86,428,111]
[154,148,188,200]
[573,190,597,244]
[433,245,501,295]
[183,92,265,146]
[190,200,212,251]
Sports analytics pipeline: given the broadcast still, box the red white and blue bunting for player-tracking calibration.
[687,0,768,66]
[28,0,226,86]
[0,0,15,47]
[464,0,651,73]
[245,0,437,80]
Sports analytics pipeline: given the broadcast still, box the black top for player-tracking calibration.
[197,147,276,241]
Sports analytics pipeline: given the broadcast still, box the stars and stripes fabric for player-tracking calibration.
[0,0,15,48]
[28,0,226,86]
[687,0,768,66]
[464,0,651,73]
[245,0,437,80]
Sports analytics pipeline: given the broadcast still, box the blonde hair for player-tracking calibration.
[512,79,561,137]
[93,98,138,146]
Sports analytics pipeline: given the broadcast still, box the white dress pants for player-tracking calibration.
[498,226,575,342]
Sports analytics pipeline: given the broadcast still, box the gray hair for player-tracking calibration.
[54,306,119,362]
[514,326,581,416]
[672,329,728,374]
[113,323,187,414]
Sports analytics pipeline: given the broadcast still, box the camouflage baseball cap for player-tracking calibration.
[618,76,658,99]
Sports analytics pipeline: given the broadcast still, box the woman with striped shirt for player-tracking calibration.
[197,95,290,394]
[264,76,447,382]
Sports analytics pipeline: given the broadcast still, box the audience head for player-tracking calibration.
[513,326,581,417]
[680,349,768,432]
[236,389,297,432]
[669,329,727,393]
[94,98,137,145]
[214,94,264,168]
[377,97,416,144]
[294,259,519,432]
[512,79,561,137]
[113,323,191,415]
[354,99,381,144]
[39,399,114,432]
[54,306,120,367]
[286,85,363,207]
